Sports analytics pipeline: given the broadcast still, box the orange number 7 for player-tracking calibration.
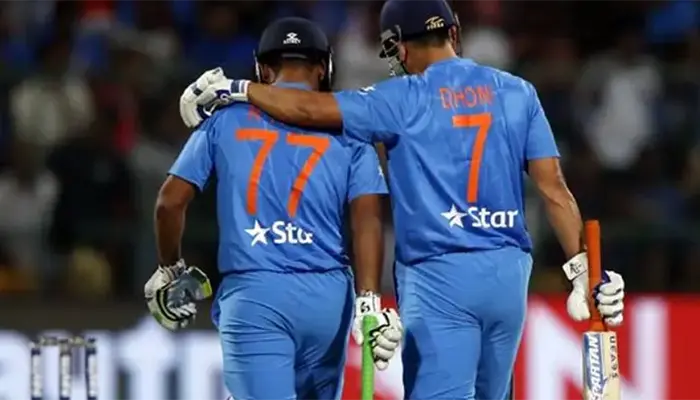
[452,113,492,203]
[235,129,330,218]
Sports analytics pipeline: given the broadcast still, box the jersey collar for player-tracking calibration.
[426,56,474,71]
[273,81,312,91]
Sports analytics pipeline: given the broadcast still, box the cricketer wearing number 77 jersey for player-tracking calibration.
[167,86,392,399]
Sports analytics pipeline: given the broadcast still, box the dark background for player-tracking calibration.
[0,0,699,305]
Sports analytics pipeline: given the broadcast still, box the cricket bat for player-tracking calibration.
[582,220,621,400]
[361,315,379,400]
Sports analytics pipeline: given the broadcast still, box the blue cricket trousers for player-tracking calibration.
[212,269,354,400]
[395,247,532,400]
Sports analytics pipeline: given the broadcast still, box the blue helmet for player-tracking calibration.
[255,17,334,91]
[379,0,461,76]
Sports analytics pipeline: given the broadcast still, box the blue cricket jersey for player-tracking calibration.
[169,83,388,274]
[333,57,560,265]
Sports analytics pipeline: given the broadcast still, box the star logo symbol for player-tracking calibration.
[441,205,468,228]
[245,220,269,246]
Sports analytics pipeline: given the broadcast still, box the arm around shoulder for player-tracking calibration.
[247,82,343,128]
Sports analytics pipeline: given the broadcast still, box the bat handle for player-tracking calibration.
[585,220,606,332]
[361,315,378,400]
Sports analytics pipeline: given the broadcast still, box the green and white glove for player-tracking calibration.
[144,259,213,331]
[351,291,403,370]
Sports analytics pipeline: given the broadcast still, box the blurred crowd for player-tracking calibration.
[0,0,699,299]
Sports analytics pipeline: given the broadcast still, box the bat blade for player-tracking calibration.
[582,331,621,400]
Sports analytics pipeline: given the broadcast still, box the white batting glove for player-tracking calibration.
[179,67,250,128]
[144,259,213,331]
[352,292,403,371]
[563,253,625,327]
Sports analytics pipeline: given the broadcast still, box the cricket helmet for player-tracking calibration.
[255,17,334,91]
[379,0,462,76]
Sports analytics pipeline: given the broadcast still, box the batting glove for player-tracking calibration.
[144,259,213,331]
[179,67,250,128]
[562,253,625,327]
[352,291,403,371]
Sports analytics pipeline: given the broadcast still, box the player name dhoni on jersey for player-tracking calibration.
[439,85,493,110]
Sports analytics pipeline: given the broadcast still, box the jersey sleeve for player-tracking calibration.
[333,77,410,144]
[168,118,216,191]
[347,143,389,202]
[525,82,560,160]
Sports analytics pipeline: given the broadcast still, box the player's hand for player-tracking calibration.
[563,253,625,327]
[593,270,624,325]
[144,260,213,331]
[179,67,251,128]
[352,292,403,371]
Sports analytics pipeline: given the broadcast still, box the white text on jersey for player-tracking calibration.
[441,205,518,229]
[467,207,518,228]
[271,221,314,244]
[245,220,314,246]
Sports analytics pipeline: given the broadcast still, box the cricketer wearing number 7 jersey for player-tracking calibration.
[179,1,627,399]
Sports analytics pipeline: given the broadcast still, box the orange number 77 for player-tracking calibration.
[235,128,330,218]
[453,113,492,203]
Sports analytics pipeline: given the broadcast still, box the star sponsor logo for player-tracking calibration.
[441,205,519,229]
[244,220,269,246]
[244,220,314,246]
[441,205,468,228]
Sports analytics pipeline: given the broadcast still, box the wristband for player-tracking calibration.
[355,291,381,315]
[230,79,251,102]
[158,259,187,280]
[562,252,588,281]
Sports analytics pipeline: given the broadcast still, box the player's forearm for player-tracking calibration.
[542,187,585,259]
[350,196,385,293]
[154,198,186,266]
[247,83,342,128]
[154,176,197,266]
[529,158,585,259]
[351,221,384,293]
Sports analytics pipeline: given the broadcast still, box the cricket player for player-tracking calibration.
[144,17,402,400]
[179,1,627,399]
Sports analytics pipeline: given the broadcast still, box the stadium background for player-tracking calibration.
[1,0,699,399]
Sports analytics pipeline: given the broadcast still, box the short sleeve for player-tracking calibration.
[347,143,389,202]
[333,77,410,144]
[525,83,560,160]
[168,118,216,191]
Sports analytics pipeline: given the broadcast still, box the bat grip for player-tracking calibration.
[585,220,606,332]
[361,315,378,400]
